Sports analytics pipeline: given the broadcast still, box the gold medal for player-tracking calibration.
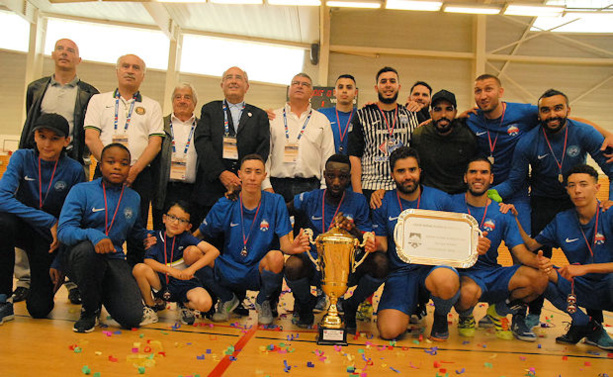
[488,156,495,164]
[558,174,564,183]
[241,247,248,257]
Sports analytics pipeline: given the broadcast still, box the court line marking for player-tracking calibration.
[208,328,258,377]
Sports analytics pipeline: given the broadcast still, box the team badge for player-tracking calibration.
[54,181,67,191]
[483,219,496,232]
[507,125,519,137]
[595,232,605,245]
[260,219,270,232]
[566,145,580,158]
[135,107,146,115]
[124,207,134,220]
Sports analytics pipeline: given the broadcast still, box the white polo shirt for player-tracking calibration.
[262,103,335,190]
[84,89,164,165]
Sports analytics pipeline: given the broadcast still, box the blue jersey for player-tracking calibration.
[372,186,452,270]
[200,191,292,281]
[318,107,356,154]
[449,194,523,269]
[536,207,613,280]
[0,149,84,234]
[294,189,372,255]
[145,230,201,264]
[58,178,149,259]
[494,120,613,200]
[467,102,538,185]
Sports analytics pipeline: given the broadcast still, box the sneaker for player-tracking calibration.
[585,321,613,350]
[556,321,592,345]
[478,313,494,328]
[429,314,449,341]
[458,315,476,337]
[292,310,314,328]
[68,287,82,305]
[11,287,28,303]
[153,299,166,312]
[255,300,273,325]
[178,303,195,325]
[212,294,239,322]
[0,296,14,325]
[233,302,250,317]
[140,306,159,326]
[313,290,328,313]
[486,304,513,340]
[73,309,99,333]
[512,314,536,342]
[525,313,541,329]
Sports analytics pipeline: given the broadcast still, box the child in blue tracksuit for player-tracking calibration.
[0,114,85,324]
[58,143,151,333]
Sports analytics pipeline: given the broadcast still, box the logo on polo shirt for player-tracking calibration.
[135,107,146,115]
[595,232,605,245]
[54,181,67,191]
[124,207,134,220]
[483,219,496,232]
[566,145,580,158]
[260,219,269,232]
[507,125,520,137]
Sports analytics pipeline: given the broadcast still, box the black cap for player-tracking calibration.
[431,90,457,108]
[32,113,69,138]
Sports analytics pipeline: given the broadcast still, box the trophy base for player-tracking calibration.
[317,326,348,346]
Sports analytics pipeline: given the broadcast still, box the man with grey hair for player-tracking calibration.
[84,53,164,266]
[263,72,334,201]
[152,83,201,230]
[194,66,270,219]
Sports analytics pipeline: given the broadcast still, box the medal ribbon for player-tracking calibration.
[577,206,599,260]
[542,125,569,181]
[335,108,354,145]
[465,194,490,229]
[102,181,125,236]
[169,118,196,156]
[283,107,312,143]
[38,156,59,209]
[239,193,262,255]
[486,102,506,159]
[114,89,139,132]
[377,105,398,138]
[321,190,346,231]
[396,188,421,212]
[163,231,177,286]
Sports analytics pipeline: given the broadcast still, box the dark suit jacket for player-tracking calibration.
[19,76,99,167]
[194,100,270,206]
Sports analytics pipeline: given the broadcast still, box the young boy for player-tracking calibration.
[0,113,85,323]
[58,143,153,333]
[133,201,219,325]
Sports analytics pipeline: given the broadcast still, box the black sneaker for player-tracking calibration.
[556,321,592,345]
[73,310,99,333]
[0,300,14,324]
[233,302,250,317]
[292,310,314,328]
[11,287,29,303]
[68,288,82,305]
[343,301,358,335]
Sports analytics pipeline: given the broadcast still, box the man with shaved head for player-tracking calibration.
[16,38,98,304]
[84,53,164,266]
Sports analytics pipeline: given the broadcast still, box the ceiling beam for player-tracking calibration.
[1,0,36,23]
[142,2,178,41]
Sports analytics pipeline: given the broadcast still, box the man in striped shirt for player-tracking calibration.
[348,67,419,207]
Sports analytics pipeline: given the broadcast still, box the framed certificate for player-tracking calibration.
[394,209,481,268]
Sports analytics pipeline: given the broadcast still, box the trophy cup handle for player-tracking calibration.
[303,228,321,271]
[352,231,374,273]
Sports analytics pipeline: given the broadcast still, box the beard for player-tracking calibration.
[433,117,453,134]
[378,91,399,104]
[396,179,419,195]
[468,184,488,197]
[541,117,567,133]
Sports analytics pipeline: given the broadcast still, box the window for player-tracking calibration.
[0,10,30,52]
[181,34,306,85]
[44,18,169,69]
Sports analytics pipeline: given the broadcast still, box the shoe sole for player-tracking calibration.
[584,339,613,351]
[73,318,98,333]
[556,337,583,345]
[513,332,537,342]
[429,334,449,342]
[0,314,15,324]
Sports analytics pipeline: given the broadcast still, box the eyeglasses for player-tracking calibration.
[291,81,312,88]
[165,213,190,225]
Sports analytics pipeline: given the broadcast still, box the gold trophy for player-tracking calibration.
[304,226,374,345]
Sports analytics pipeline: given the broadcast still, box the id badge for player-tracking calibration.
[170,158,187,181]
[284,143,299,163]
[387,138,402,154]
[112,134,129,148]
[222,136,238,160]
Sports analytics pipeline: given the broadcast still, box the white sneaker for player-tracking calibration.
[256,300,273,325]
[140,306,159,326]
[179,303,196,325]
[212,294,239,322]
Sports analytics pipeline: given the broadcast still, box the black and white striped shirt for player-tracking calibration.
[348,104,418,190]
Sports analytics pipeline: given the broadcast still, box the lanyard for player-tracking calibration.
[283,108,312,143]
[114,90,139,132]
[102,181,125,236]
[162,232,177,285]
[239,193,262,254]
[377,105,398,138]
[322,190,346,231]
[486,102,506,158]
[465,195,489,229]
[542,125,569,179]
[335,108,354,144]
[577,206,600,260]
[169,118,196,156]
[37,157,59,209]
[396,188,421,212]
[223,100,245,136]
